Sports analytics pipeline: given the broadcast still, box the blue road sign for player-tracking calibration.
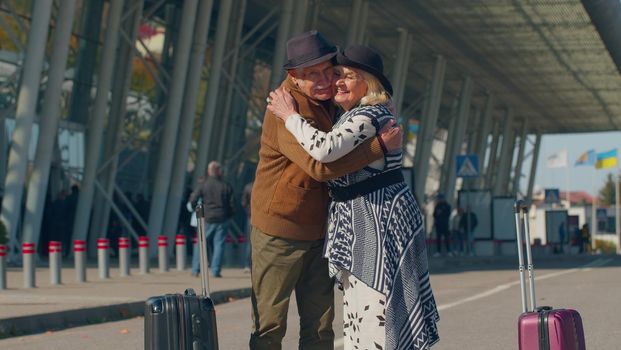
[544,188,561,204]
[456,155,479,178]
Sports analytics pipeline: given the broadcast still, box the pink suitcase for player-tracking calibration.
[514,201,586,350]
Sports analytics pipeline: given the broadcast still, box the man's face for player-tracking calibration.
[290,60,335,101]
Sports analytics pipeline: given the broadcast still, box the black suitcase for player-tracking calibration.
[144,203,219,349]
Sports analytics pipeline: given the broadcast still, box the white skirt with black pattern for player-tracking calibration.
[342,270,386,350]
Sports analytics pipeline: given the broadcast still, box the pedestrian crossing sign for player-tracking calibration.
[544,188,561,204]
[456,155,479,178]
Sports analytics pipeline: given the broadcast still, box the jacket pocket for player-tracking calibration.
[268,181,328,225]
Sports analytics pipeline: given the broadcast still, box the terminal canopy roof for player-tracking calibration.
[248,0,621,134]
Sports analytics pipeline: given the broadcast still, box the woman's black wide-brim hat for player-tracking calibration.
[336,45,393,96]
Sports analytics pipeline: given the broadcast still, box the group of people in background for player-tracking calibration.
[433,193,478,257]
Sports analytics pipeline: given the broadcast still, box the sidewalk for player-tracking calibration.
[0,253,600,339]
[0,262,252,338]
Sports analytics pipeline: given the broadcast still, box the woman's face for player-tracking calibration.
[333,66,368,111]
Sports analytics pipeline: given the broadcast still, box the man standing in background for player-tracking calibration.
[189,161,234,278]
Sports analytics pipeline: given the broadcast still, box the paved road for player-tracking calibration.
[1,256,619,349]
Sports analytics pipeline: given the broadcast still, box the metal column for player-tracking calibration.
[68,0,105,124]
[346,0,368,45]
[1,0,54,260]
[22,0,77,247]
[391,29,413,115]
[346,0,363,45]
[484,119,501,189]
[475,95,494,159]
[72,0,125,245]
[90,1,144,246]
[269,0,295,89]
[502,128,518,195]
[493,108,515,196]
[442,77,473,205]
[290,0,308,35]
[194,0,234,184]
[216,0,248,162]
[439,101,459,196]
[526,132,542,202]
[161,0,215,240]
[413,55,446,202]
[356,1,369,44]
[475,94,494,188]
[512,120,529,197]
[147,0,199,256]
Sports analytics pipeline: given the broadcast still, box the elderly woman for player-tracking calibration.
[267,45,440,350]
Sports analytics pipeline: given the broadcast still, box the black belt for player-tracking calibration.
[328,169,404,202]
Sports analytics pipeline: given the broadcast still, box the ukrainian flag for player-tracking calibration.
[595,149,618,169]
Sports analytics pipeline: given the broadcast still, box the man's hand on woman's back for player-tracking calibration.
[378,119,403,152]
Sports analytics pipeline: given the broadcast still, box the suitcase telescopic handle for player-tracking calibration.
[515,200,537,313]
[195,203,211,298]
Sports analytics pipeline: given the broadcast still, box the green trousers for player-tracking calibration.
[249,226,335,350]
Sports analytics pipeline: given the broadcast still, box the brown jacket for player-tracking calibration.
[250,77,384,241]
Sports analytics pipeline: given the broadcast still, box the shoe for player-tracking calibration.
[432,252,441,257]
[213,273,222,278]
[243,267,251,273]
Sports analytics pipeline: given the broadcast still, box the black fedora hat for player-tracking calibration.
[336,45,393,96]
[283,30,338,70]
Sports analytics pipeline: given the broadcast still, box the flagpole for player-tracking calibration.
[615,149,621,254]
[565,163,571,208]
[591,169,597,253]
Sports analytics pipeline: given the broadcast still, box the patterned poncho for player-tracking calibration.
[285,103,440,349]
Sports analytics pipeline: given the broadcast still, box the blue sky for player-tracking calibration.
[521,131,621,195]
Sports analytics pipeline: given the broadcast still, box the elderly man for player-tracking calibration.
[249,31,402,349]
[189,161,234,278]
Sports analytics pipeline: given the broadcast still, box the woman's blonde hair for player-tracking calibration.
[358,70,391,106]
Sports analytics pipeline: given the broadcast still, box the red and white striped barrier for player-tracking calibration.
[97,238,110,279]
[158,235,168,272]
[74,239,86,282]
[0,244,6,289]
[22,242,36,288]
[118,237,130,277]
[175,234,187,271]
[139,236,149,274]
[48,241,62,285]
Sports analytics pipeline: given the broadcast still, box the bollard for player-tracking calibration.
[139,236,149,274]
[22,242,36,288]
[74,240,86,282]
[118,237,130,277]
[175,234,187,271]
[48,241,62,285]
[0,244,6,289]
[158,235,168,272]
[97,238,110,279]
[192,233,198,263]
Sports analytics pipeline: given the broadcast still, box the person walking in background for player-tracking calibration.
[558,222,566,253]
[433,193,452,257]
[189,163,233,278]
[268,44,439,349]
[450,207,464,255]
[249,31,402,349]
[580,223,591,253]
[459,207,478,256]
[241,180,253,273]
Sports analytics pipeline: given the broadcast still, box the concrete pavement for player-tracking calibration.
[0,260,251,338]
[0,253,600,339]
